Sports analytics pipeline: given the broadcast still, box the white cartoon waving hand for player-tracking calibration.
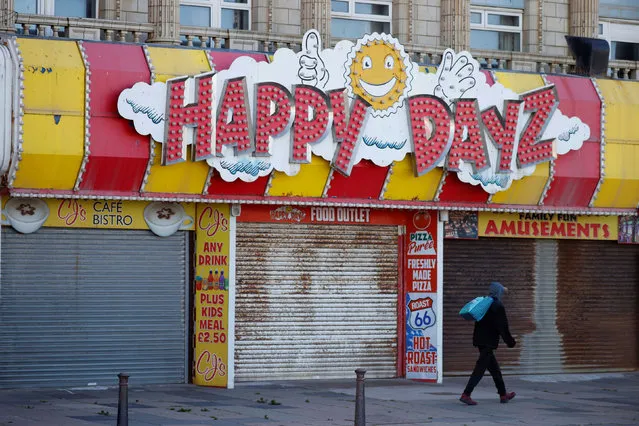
[434,50,476,105]
[298,29,329,88]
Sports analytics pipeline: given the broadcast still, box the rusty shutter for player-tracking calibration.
[235,222,399,381]
[442,238,536,375]
[557,240,638,372]
[444,237,639,376]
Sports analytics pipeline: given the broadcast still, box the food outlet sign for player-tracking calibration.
[236,204,412,225]
[119,30,590,194]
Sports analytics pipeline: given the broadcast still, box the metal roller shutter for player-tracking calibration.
[557,240,638,372]
[444,238,639,376]
[517,239,566,374]
[235,223,399,381]
[442,238,536,375]
[0,228,188,389]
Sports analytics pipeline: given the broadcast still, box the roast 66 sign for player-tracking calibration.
[118,30,589,194]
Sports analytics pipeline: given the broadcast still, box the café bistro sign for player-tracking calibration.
[118,30,590,194]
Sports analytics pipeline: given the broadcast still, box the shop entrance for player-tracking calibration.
[442,238,638,375]
[234,222,399,381]
[0,228,189,388]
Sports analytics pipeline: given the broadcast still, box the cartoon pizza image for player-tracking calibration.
[344,33,413,117]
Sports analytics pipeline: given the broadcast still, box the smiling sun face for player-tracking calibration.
[345,34,412,117]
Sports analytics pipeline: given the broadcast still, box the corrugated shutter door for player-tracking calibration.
[557,240,638,371]
[0,228,188,389]
[444,238,638,376]
[443,238,536,375]
[517,239,566,374]
[235,223,399,381]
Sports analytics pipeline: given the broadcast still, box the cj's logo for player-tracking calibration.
[57,200,87,225]
[270,206,305,222]
[196,350,227,381]
[198,207,229,237]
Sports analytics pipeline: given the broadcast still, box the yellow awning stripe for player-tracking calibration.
[384,156,443,201]
[593,79,639,208]
[13,39,84,190]
[267,155,331,197]
[144,46,211,194]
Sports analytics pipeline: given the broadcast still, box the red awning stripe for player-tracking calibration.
[79,42,152,193]
[542,75,601,208]
[139,45,158,194]
[325,160,389,199]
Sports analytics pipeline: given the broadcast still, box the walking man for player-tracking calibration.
[460,281,517,405]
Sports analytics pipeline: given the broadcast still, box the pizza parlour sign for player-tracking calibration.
[118,30,590,194]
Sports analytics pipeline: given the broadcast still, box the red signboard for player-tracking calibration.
[236,204,406,225]
[404,211,439,381]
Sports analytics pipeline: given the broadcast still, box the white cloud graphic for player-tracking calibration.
[116,31,592,193]
[205,55,304,181]
[450,80,591,194]
[206,46,591,188]
[117,81,167,142]
[544,111,590,155]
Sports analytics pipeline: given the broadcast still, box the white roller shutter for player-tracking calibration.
[0,227,189,389]
[235,223,399,381]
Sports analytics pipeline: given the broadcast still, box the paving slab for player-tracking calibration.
[0,373,638,425]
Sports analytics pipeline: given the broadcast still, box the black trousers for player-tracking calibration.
[463,346,506,396]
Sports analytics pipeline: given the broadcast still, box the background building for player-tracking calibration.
[2,0,638,78]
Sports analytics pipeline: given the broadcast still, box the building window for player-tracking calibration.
[600,0,639,21]
[599,21,639,61]
[180,1,251,30]
[15,0,96,18]
[471,0,524,8]
[331,0,392,39]
[470,8,522,51]
[611,41,639,61]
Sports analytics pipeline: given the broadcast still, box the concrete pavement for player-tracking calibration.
[0,372,637,425]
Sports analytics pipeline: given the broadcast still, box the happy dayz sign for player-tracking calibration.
[118,30,590,194]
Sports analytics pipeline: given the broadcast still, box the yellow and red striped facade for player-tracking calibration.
[4,37,639,213]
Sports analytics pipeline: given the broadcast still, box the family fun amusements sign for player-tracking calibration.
[118,30,590,194]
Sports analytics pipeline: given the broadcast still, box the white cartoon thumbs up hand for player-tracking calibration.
[298,30,329,89]
[434,50,477,105]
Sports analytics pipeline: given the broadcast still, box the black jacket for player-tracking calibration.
[472,297,516,349]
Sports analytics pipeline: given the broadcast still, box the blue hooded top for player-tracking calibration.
[489,281,506,301]
[474,281,515,349]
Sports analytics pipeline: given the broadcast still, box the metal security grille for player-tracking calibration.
[443,237,639,375]
[442,238,536,375]
[235,222,399,381]
[0,227,188,389]
[556,239,638,372]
